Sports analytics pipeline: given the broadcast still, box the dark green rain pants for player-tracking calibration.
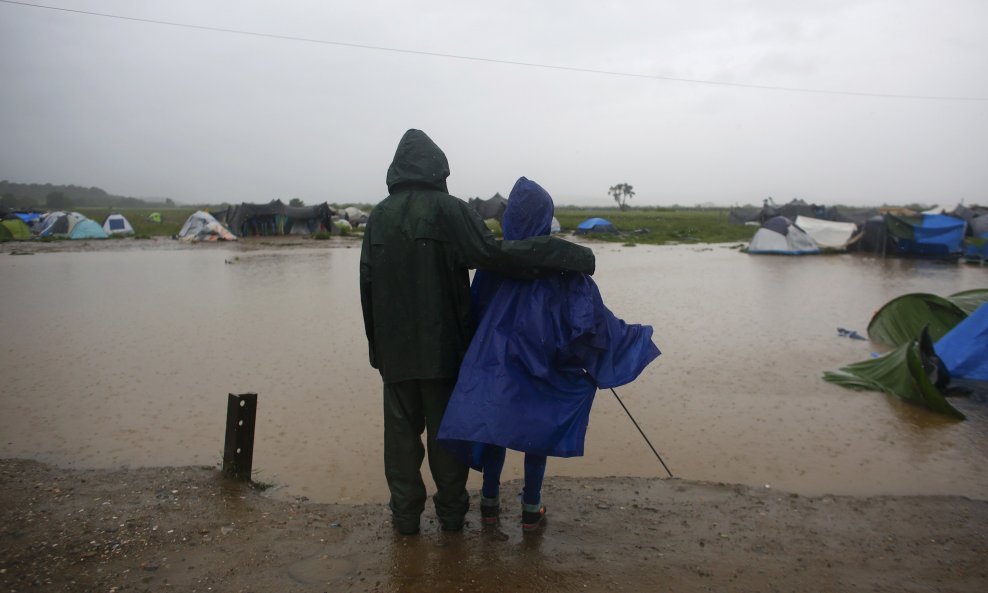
[383,378,469,532]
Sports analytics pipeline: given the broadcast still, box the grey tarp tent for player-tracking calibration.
[211,200,335,237]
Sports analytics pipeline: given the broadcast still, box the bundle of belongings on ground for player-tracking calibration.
[823,289,988,420]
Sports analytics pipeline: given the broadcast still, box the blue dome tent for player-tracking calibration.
[574,217,617,234]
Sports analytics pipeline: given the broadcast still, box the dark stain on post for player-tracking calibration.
[223,393,257,481]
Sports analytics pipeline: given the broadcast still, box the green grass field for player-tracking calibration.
[554,208,756,245]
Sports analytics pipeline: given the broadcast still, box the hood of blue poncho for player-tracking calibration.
[502,177,554,240]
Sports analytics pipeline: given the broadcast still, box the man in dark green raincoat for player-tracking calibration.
[360,129,595,535]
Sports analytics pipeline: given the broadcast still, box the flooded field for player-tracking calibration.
[1,241,986,503]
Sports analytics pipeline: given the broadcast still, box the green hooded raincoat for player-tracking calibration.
[360,130,596,384]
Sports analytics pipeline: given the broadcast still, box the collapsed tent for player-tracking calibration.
[178,211,237,242]
[867,290,988,347]
[575,217,617,234]
[747,216,820,255]
[1,218,32,240]
[468,193,508,222]
[210,200,333,237]
[935,303,988,381]
[102,213,135,235]
[885,213,966,258]
[823,328,965,420]
[794,216,859,250]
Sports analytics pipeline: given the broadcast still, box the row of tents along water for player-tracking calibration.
[823,289,988,420]
[730,199,988,262]
[0,210,138,241]
[178,201,372,242]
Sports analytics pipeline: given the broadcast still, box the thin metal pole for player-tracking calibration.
[609,388,674,478]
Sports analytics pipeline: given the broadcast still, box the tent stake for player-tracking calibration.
[609,388,674,478]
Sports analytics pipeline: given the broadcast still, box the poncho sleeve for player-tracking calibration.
[559,274,661,389]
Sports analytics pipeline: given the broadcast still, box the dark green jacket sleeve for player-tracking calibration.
[442,198,595,278]
[359,228,377,369]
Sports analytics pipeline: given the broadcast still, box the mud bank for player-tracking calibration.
[2,459,985,593]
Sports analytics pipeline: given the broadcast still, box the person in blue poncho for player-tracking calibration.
[437,177,660,530]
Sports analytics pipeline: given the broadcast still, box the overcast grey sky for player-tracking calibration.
[1,0,986,207]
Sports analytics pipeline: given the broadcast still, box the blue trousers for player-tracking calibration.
[480,446,547,506]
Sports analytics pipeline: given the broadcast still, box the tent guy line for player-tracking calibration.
[2,0,986,102]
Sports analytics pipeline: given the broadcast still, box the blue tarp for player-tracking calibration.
[895,214,966,257]
[438,178,659,462]
[935,303,988,381]
[13,212,42,224]
[964,233,988,262]
[575,217,616,233]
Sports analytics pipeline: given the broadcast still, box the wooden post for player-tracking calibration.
[223,393,257,481]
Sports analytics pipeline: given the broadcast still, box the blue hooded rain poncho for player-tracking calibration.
[437,177,660,464]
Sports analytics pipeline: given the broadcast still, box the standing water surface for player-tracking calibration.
[1,242,986,502]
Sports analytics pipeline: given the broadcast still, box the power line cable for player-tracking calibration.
[2,0,986,102]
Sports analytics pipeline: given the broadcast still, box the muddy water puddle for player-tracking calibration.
[1,243,986,502]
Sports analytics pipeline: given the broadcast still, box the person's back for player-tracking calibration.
[438,176,660,529]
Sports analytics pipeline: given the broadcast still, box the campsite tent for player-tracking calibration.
[1,218,33,240]
[178,211,237,242]
[210,200,333,237]
[866,291,988,347]
[37,211,106,239]
[343,207,369,226]
[794,216,859,250]
[823,327,965,420]
[0,223,11,242]
[935,303,988,381]
[886,213,966,258]
[469,193,509,222]
[747,216,820,255]
[102,213,135,235]
[550,216,561,233]
[69,219,109,240]
[964,234,988,263]
[37,211,77,237]
[575,217,617,234]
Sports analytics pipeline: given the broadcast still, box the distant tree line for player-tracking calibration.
[0,180,176,210]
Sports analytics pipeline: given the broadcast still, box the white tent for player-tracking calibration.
[550,216,561,233]
[102,213,135,235]
[794,216,858,249]
[748,216,820,255]
[178,211,236,242]
[38,211,86,237]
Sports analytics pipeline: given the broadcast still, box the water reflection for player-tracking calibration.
[0,244,985,502]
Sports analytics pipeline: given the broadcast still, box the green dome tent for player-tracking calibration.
[867,290,988,347]
[1,218,32,240]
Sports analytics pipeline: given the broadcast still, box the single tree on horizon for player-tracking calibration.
[609,183,635,211]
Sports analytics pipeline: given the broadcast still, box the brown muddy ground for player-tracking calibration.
[2,458,986,593]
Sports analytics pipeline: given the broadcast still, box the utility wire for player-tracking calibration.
[3,0,986,102]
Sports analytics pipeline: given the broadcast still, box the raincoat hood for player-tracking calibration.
[503,177,554,241]
[386,129,450,193]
